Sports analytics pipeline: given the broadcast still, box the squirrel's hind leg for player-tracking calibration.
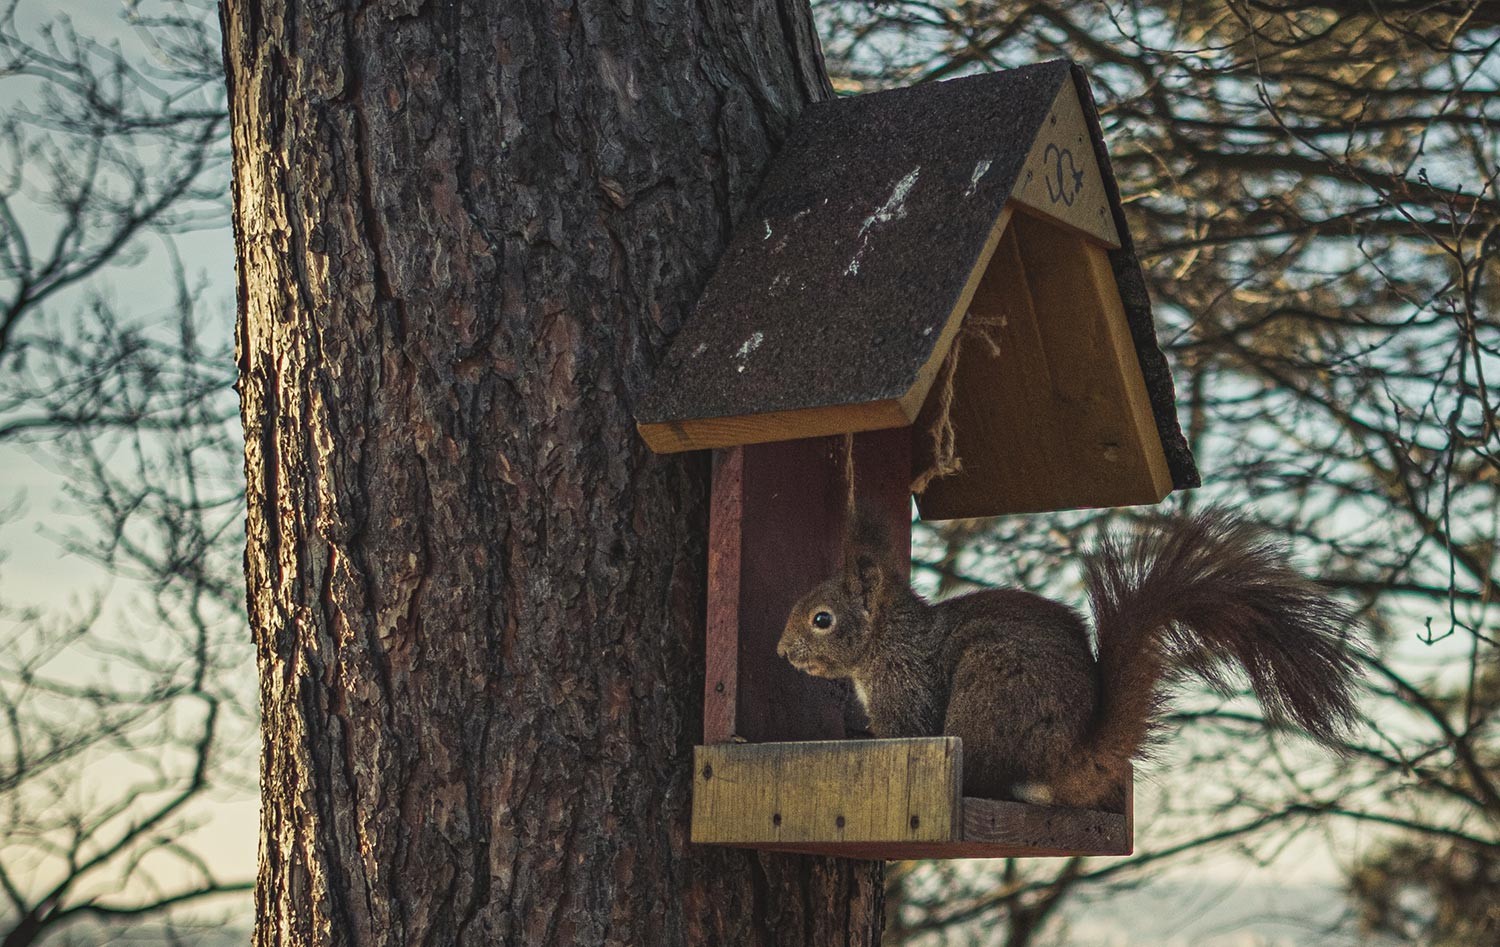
[942,638,1093,801]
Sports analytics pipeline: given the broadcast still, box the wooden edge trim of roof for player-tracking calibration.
[637,397,912,454]
[1081,240,1174,499]
[895,205,1014,421]
[1070,63,1200,491]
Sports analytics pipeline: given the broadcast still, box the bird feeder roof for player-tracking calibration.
[636,61,1198,518]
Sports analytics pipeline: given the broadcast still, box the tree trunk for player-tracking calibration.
[221,2,882,945]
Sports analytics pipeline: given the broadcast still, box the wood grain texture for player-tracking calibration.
[915,211,1175,519]
[1071,64,1200,495]
[1081,240,1175,500]
[960,797,1130,856]
[703,429,912,744]
[691,739,1132,859]
[692,739,961,845]
[703,449,746,746]
[222,0,884,944]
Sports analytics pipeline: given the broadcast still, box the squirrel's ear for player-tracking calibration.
[842,505,892,611]
[846,550,885,611]
[845,506,890,557]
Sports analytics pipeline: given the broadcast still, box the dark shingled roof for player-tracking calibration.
[636,61,1199,493]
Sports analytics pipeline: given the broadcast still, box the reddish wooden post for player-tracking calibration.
[704,427,912,745]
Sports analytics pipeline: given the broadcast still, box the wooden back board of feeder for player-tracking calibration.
[636,61,1201,860]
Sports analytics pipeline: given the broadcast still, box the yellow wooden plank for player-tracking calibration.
[1009,76,1122,249]
[691,738,961,846]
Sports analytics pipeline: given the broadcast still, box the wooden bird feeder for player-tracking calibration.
[636,61,1199,859]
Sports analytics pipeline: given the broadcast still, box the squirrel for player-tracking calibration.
[776,509,1364,810]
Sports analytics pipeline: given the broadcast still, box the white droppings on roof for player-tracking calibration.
[691,342,708,358]
[858,167,920,237]
[734,331,765,373]
[846,167,920,277]
[965,159,993,198]
[763,219,773,240]
[736,331,764,358]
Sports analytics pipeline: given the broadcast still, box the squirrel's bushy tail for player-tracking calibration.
[1051,510,1364,808]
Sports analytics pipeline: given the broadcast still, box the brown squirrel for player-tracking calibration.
[776,509,1363,810]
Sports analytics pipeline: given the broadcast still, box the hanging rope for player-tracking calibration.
[910,341,963,495]
[841,431,857,524]
[908,313,1005,496]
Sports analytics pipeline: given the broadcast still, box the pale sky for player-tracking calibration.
[0,0,254,916]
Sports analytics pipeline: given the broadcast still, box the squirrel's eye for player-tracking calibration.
[812,611,835,630]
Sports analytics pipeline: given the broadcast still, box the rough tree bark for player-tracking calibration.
[221,2,882,945]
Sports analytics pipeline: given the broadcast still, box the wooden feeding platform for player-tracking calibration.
[636,60,1201,860]
[692,738,1132,859]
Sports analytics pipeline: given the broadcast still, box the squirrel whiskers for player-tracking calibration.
[776,509,1364,810]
